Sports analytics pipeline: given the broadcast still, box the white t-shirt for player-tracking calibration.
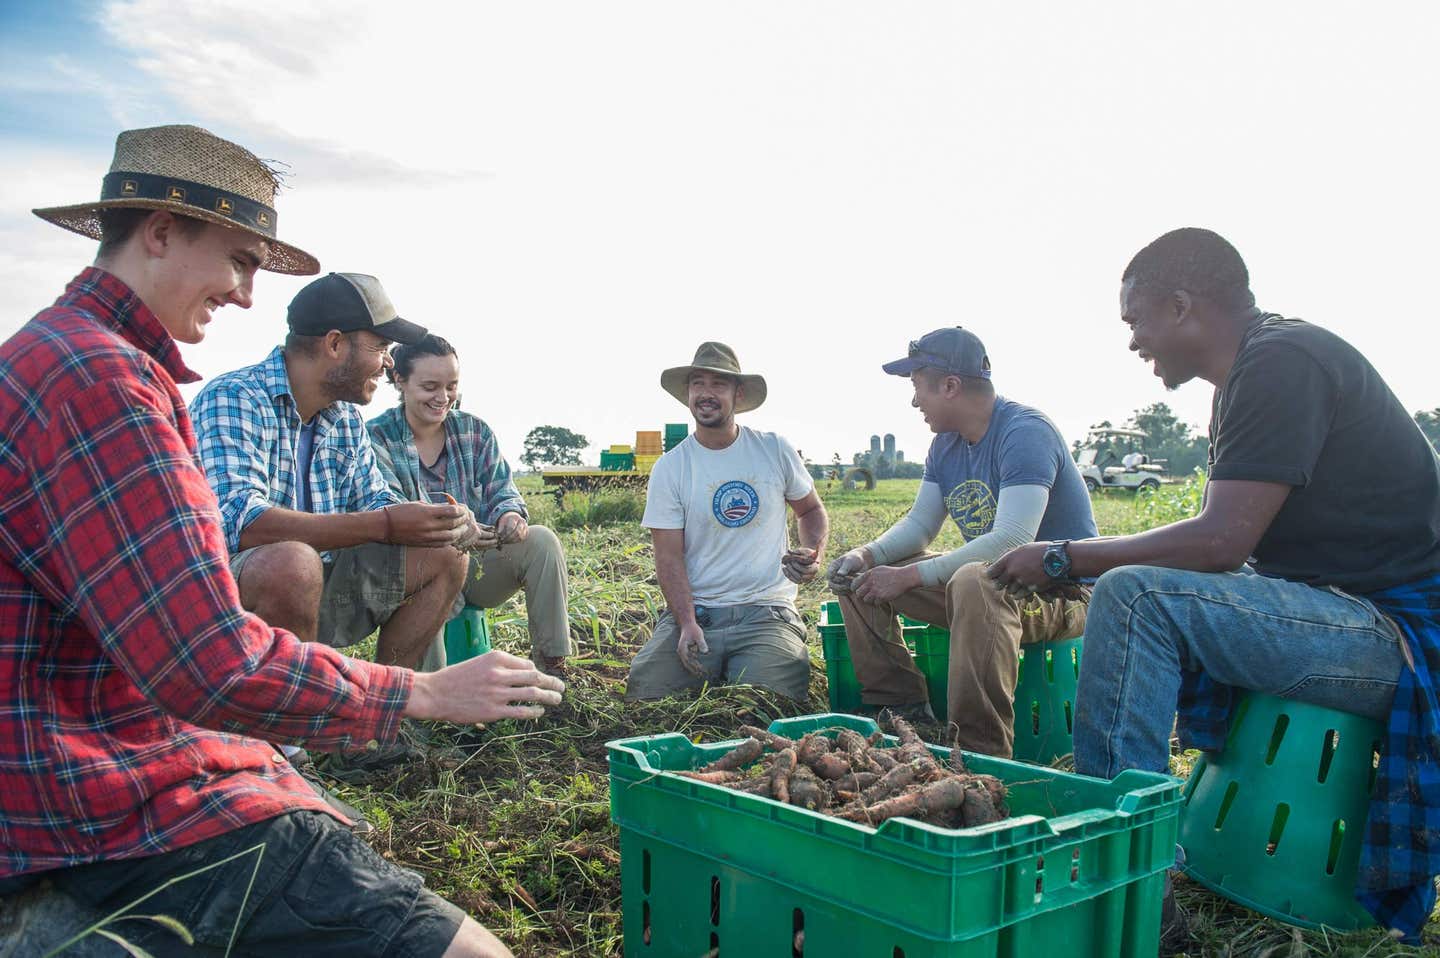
[642,426,815,607]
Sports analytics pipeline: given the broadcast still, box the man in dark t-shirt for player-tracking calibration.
[988,227,1440,781]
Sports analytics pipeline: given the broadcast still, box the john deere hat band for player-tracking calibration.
[101,171,278,237]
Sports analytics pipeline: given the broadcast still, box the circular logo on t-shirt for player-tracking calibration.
[712,480,760,527]
[945,480,997,538]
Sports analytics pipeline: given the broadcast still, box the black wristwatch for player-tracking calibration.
[1041,540,1073,581]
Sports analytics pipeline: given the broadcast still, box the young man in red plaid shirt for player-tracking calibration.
[0,126,561,957]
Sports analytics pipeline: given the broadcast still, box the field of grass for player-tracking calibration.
[331,475,1436,957]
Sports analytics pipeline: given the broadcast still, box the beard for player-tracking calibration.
[324,349,377,405]
[691,400,730,428]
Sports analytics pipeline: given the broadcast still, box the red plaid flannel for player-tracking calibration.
[0,269,412,876]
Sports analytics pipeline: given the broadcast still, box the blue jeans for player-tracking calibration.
[1074,565,1406,779]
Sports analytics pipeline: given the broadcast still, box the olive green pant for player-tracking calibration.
[419,524,574,671]
[625,604,811,701]
[839,556,1088,758]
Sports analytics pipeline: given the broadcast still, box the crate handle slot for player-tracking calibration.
[1264,802,1291,855]
[1263,714,1290,765]
[1326,819,1346,875]
[1214,780,1240,830]
[710,875,720,927]
[791,908,805,957]
[1317,728,1339,783]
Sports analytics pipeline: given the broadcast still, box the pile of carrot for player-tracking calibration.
[676,714,1009,828]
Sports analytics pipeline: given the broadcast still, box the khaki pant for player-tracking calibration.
[419,524,573,671]
[839,556,1088,757]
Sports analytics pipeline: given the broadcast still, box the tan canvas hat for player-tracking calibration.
[661,341,767,413]
[33,124,319,275]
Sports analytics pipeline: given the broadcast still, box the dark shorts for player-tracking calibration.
[7,811,463,957]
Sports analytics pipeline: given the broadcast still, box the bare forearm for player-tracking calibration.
[239,506,386,552]
[796,505,828,562]
[1069,515,1248,578]
[654,551,698,628]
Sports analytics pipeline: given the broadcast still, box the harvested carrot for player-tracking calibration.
[788,766,829,811]
[841,776,969,825]
[809,751,854,781]
[738,725,796,753]
[696,737,763,773]
[669,716,1008,830]
[769,747,798,804]
[678,769,747,784]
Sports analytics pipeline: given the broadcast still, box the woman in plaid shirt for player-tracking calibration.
[369,335,573,674]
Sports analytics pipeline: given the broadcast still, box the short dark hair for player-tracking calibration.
[96,207,205,259]
[284,330,328,358]
[388,334,457,384]
[1122,227,1255,311]
[915,366,995,397]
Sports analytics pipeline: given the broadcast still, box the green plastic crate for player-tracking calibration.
[608,713,1181,957]
[664,423,689,438]
[819,602,945,715]
[442,606,491,664]
[600,452,636,471]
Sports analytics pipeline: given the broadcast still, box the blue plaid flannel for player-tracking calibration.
[190,346,401,557]
[1178,573,1440,941]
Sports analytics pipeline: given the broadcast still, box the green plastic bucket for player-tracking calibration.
[442,606,492,664]
[1012,638,1083,767]
[1179,692,1381,930]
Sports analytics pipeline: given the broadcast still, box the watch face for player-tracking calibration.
[1043,546,1068,578]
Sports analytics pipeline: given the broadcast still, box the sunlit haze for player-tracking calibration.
[3,1,1436,467]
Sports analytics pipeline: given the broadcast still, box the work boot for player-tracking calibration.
[315,719,458,784]
[1159,872,1190,955]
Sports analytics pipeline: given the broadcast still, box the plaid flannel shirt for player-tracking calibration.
[0,270,410,877]
[367,405,527,524]
[1178,574,1440,941]
[189,346,402,558]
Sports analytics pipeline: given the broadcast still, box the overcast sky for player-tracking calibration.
[2,1,1436,468]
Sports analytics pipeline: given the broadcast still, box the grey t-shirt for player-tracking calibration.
[923,397,1097,543]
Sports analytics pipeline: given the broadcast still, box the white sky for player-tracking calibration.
[2,1,1437,467]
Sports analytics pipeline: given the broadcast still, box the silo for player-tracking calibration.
[883,434,896,460]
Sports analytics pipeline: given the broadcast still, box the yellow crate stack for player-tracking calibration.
[634,454,661,474]
[609,444,633,454]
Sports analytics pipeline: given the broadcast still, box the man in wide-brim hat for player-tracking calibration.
[0,124,559,957]
[627,341,830,700]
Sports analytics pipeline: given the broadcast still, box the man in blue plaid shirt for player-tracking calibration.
[191,272,471,671]
[990,228,1440,941]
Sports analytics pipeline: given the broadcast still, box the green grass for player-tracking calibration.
[330,473,1436,957]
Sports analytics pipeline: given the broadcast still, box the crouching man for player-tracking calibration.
[627,343,828,701]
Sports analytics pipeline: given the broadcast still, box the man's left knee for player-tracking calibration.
[946,560,994,603]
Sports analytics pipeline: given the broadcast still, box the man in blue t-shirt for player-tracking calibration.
[830,327,1097,757]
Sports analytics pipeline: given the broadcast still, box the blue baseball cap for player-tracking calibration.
[882,327,991,378]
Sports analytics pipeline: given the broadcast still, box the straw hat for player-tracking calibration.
[661,341,767,413]
[33,124,319,275]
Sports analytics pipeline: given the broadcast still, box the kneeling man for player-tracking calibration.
[831,327,1096,756]
[627,342,828,701]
